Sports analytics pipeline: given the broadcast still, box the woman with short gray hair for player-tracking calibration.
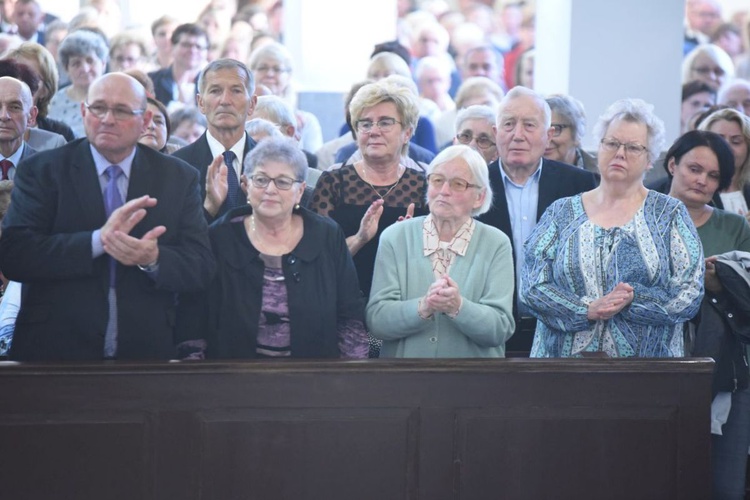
[177,137,368,359]
[522,98,703,358]
[544,94,596,171]
[48,30,109,137]
[367,145,515,358]
[453,105,498,164]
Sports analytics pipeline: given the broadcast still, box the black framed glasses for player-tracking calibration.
[427,174,480,192]
[85,103,145,121]
[551,123,571,137]
[249,174,302,190]
[456,131,496,149]
[356,117,401,134]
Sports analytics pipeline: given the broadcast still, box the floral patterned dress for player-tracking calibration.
[521,191,704,358]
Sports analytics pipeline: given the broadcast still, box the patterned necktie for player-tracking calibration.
[0,159,13,180]
[223,150,241,209]
[104,165,124,287]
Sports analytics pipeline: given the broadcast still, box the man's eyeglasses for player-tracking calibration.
[427,174,480,192]
[249,174,302,190]
[599,138,649,158]
[455,132,496,149]
[356,117,401,134]
[85,103,145,121]
[178,41,207,51]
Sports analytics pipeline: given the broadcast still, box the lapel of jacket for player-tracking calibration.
[537,159,558,221]
[69,140,108,229]
[19,142,37,161]
[196,133,215,168]
[127,145,152,201]
[483,159,513,238]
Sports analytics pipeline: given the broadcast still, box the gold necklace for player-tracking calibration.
[360,163,401,201]
[247,214,300,255]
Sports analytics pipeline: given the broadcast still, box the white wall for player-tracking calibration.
[536,0,686,151]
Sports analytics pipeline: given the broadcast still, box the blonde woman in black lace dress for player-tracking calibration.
[311,79,428,298]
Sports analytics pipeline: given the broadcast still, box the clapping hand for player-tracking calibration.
[100,195,166,266]
[204,155,228,217]
[397,203,415,222]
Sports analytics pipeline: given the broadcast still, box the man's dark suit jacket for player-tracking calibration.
[148,66,200,109]
[172,132,257,221]
[478,158,598,350]
[0,139,215,361]
[148,66,177,109]
[479,158,598,256]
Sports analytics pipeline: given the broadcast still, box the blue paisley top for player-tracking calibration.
[521,191,704,358]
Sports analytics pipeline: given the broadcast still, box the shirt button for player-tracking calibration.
[522,216,528,221]
[430,337,437,343]
[712,298,718,303]
[728,313,734,319]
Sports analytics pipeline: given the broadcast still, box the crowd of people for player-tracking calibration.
[0,0,747,497]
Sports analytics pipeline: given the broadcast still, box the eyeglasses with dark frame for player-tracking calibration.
[550,123,571,137]
[599,138,649,158]
[356,117,402,134]
[84,103,146,121]
[455,131,496,149]
[427,174,480,192]
[249,174,303,190]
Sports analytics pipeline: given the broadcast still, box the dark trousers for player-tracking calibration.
[506,316,536,357]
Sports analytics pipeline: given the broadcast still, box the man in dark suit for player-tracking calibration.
[148,23,208,110]
[173,58,257,221]
[478,86,597,354]
[12,0,43,44]
[0,73,214,361]
[0,76,37,178]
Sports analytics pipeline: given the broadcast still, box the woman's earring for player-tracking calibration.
[294,203,300,210]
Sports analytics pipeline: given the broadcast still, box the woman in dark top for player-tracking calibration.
[310,79,428,298]
[177,137,368,359]
[666,130,750,499]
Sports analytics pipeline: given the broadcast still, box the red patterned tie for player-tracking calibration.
[0,159,13,180]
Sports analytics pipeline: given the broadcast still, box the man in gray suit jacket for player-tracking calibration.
[0,77,38,179]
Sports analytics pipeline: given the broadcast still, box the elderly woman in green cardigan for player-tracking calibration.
[366,145,515,357]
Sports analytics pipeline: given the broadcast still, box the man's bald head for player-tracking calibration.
[88,72,148,110]
[83,72,152,164]
[0,76,33,110]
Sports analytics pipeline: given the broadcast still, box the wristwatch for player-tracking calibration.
[137,259,159,273]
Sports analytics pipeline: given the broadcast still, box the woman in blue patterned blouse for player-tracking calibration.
[520,98,705,358]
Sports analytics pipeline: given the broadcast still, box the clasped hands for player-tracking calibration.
[587,282,634,321]
[100,195,165,266]
[419,274,462,318]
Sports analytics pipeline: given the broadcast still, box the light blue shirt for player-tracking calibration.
[88,145,135,358]
[90,145,135,257]
[499,159,543,314]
